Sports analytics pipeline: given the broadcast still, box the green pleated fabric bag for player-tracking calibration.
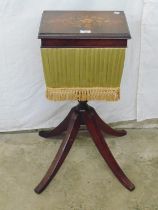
[41,48,125,101]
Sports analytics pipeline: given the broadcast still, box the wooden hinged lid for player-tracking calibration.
[38,11,131,48]
[38,11,131,40]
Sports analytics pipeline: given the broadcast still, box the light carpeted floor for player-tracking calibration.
[0,129,158,210]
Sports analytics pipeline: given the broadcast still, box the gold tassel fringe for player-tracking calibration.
[46,87,120,101]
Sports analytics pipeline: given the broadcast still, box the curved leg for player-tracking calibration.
[91,108,127,137]
[83,111,135,191]
[39,108,74,138]
[34,111,80,194]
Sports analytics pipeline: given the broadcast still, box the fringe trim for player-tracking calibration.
[46,87,120,101]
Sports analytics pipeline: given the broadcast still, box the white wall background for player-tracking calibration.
[0,0,157,131]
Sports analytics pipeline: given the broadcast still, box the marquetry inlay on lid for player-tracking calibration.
[38,11,131,39]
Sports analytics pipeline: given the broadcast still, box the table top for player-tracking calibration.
[38,11,131,40]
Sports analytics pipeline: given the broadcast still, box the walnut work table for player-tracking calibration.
[34,11,135,194]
